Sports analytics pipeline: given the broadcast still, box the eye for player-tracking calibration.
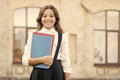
[50,14,54,18]
[42,15,47,18]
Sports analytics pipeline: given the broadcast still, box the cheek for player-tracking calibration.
[53,18,56,23]
[41,18,44,23]
[41,17,44,21]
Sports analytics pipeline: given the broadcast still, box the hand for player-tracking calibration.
[41,56,53,66]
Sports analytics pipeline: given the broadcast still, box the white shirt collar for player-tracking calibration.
[39,27,57,34]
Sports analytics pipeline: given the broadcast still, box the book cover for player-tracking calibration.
[31,32,54,69]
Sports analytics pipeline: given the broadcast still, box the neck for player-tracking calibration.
[44,27,54,30]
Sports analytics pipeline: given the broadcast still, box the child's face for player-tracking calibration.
[41,9,56,29]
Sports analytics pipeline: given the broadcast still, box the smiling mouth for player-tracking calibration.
[44,21,53,24]
[45,22,52,24]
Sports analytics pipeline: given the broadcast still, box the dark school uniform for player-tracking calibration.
[30,33,65,80]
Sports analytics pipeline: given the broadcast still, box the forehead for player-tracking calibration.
[43,9,54,14]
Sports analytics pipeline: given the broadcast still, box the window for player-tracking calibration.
[69,34,77,64]
[13,7,40,64]
[94,11,120,66]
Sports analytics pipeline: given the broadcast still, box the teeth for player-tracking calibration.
[45,22,52,23]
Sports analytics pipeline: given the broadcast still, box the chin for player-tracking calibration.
[46,27,53,29]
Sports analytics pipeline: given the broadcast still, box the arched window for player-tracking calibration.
[94,10,120,66]
[13,7,40,64]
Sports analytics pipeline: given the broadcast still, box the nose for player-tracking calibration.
[46,16,51,20]
[45,17,51,22]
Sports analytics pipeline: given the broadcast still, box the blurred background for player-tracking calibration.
[1,0,120,80]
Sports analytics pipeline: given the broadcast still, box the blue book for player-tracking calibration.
[31,32,54,69]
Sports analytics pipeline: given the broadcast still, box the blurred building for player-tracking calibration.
[1,0,120,80]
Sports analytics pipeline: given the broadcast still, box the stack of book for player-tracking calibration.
[31,32,54,69]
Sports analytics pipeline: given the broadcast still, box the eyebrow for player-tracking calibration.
[43,13,54,15]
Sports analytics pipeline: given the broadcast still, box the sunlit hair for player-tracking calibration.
[36,5,63,33]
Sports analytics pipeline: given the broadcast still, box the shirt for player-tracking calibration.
[22,27,71,73]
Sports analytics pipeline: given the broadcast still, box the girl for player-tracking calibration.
[22,5,71,80]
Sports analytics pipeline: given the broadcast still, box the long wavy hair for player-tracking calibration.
[36,5,63,33]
